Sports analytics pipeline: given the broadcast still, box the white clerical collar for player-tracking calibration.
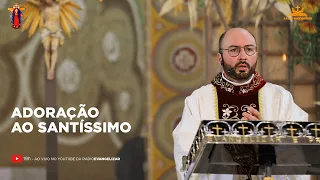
[222,72,254,86]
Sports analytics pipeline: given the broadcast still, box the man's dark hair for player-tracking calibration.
[218,31,227,55]
[218,29,257,55]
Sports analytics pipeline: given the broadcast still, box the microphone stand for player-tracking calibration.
[262,162,274,180]
[258,145,276,180]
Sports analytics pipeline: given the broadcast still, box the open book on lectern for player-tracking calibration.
[182,120,320,180]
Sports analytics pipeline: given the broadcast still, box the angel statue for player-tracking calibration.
[21,0,81,80]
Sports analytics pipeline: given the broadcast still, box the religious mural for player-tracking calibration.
[148,1,205,179]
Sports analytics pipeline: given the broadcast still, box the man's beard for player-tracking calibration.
[222,58,256,81]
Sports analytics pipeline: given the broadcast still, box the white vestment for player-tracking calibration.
[173,82,309,180]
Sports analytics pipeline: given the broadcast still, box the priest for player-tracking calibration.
[173,28,310,180]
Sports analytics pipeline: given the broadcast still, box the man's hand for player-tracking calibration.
[241,106,261,120]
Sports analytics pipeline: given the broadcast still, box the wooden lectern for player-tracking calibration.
[182,120,320,180]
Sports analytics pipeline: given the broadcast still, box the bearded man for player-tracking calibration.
[173,28,309,180]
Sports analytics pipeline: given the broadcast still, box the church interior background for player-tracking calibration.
[0,0,319,180]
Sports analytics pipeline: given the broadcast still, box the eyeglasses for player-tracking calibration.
[219,45,257,57]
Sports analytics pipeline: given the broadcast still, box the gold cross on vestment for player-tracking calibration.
[295,5,301,11]
[238,124,248,135]
[212,124,222,135]
[311,124,320,138]
[287,125,297,137]
[263,124,274,136]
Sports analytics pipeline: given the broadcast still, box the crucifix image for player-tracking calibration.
[21,0,82,80]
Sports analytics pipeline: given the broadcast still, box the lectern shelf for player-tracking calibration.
[183,120,320,180]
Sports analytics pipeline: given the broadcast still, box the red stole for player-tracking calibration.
[211,71,266,176]
[211,71,266,120]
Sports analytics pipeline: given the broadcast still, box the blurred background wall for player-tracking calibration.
[0,0,319,180]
